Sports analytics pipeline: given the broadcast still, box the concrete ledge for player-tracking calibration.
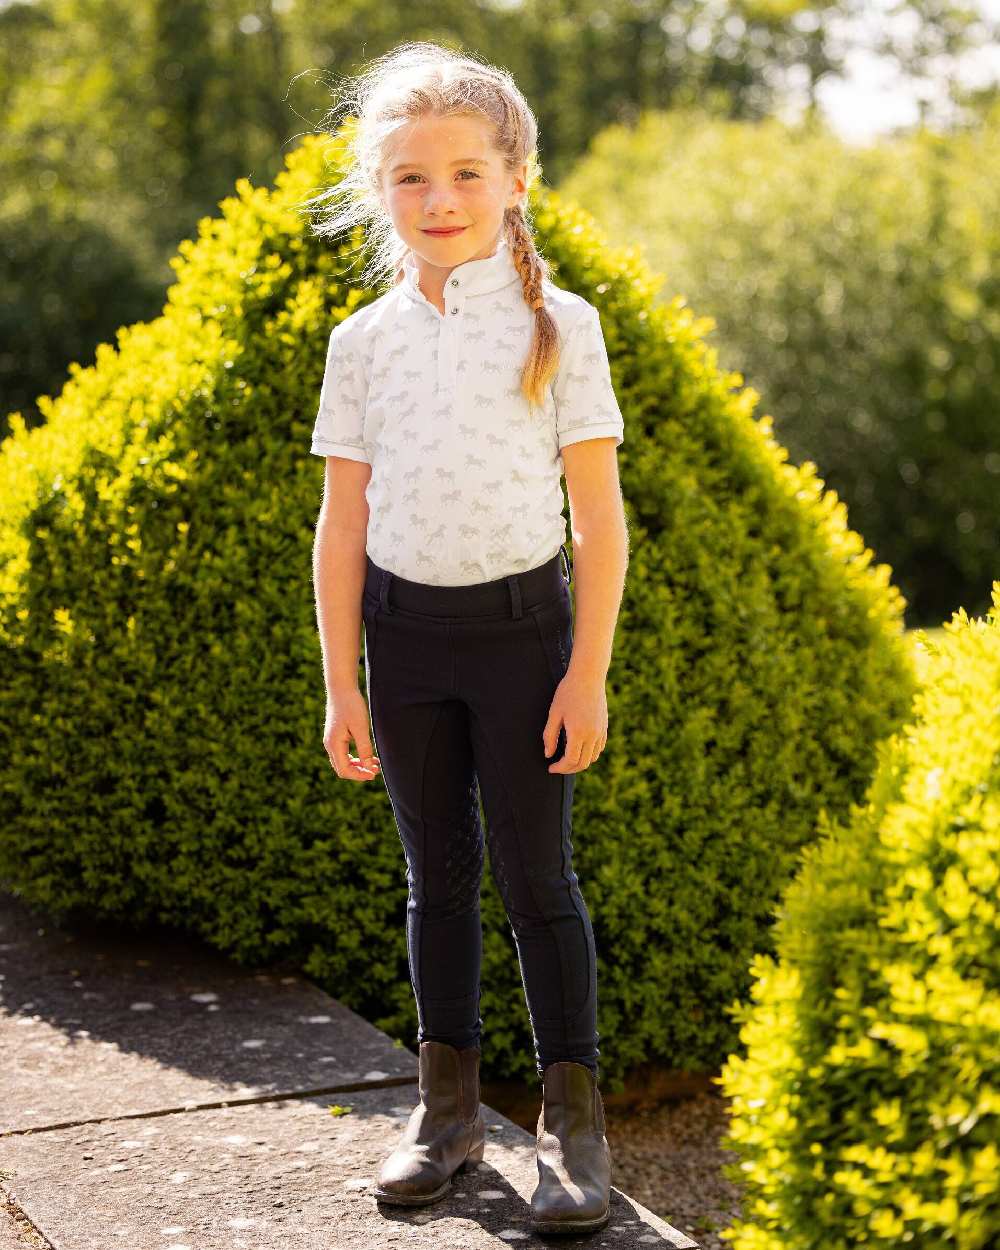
[0,893,415,1134]
[1,891,699,1248]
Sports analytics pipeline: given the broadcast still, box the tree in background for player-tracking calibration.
[3,0,993,434]
[562,100,1000,628]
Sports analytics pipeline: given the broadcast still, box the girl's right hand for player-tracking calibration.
[324,689,381,782]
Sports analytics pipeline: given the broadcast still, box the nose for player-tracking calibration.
[424,183,460,215]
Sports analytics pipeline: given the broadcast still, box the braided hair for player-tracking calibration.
[306,40,564,412]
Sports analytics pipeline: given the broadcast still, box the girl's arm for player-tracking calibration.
[313,456,371,696]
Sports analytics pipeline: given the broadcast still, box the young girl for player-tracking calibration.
[308,42,627,1235]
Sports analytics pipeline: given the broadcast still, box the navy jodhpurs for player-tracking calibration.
[361,544,600,1081]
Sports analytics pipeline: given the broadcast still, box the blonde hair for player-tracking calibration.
[303,40,562,412]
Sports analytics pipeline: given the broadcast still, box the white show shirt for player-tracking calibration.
[310,235,624,586]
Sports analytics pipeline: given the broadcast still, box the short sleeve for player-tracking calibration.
[552,305,624,451]
[310,321,370,462]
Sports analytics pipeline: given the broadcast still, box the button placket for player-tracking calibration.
[438,317,456,393]
[439,278,462,390]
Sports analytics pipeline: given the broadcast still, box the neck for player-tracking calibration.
[412,231,506,309]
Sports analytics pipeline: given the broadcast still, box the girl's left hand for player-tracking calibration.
[543,670,609,773]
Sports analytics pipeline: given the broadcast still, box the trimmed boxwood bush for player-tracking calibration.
[718,581,1000,1249]
[0,125,917,1088]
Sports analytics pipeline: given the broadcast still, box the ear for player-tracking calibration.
[508,161,529,208]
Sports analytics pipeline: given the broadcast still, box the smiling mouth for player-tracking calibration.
[422,226,468,234]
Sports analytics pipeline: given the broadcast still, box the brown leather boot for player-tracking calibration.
[373,1040,486,1206]
[529,1061,612,1234]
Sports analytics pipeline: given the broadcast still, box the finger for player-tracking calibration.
[580,737,600,771]
[549,734,591,774]
[331,737,380,780]
[352,741,380,774]
[352,725,380,770]
[542,715,564,761]
[330,754,380,782]
[330,740,351,778]
[349,716,380,771]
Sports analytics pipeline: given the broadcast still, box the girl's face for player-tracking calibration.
[379,112,527,276]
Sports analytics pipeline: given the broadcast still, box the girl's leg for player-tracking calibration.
[364,597,485,1051]
[456,582,600,1079]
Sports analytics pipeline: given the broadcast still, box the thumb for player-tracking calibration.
[353,719,379,763]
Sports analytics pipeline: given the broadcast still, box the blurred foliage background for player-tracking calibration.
[2,0,998,627]
[561,106,1000,626]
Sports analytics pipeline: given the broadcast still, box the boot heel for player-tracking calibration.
[465,1136,486,1164]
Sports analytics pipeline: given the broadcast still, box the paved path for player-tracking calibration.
[0,891,699,1249]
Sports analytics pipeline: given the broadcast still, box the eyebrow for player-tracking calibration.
[390,157,490,174]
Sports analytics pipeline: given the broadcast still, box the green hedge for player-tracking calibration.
[0,126,916,1088]
[718,581,1000,1248]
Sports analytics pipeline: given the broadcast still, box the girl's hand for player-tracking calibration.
[324,689,381,782]
[543,671,608,773]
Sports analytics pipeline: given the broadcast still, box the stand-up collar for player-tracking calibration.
[400,234,522,305]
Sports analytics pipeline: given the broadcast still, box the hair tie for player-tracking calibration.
[531,297,544,310]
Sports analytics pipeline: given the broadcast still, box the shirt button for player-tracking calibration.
[451,306,459,314]
[450,278,459,287]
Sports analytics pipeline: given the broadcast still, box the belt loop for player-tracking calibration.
[378,566,394,614]
[559,543,571,584]
[506,573,523,619]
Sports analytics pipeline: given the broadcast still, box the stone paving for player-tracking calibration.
[0,891,699,1249]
